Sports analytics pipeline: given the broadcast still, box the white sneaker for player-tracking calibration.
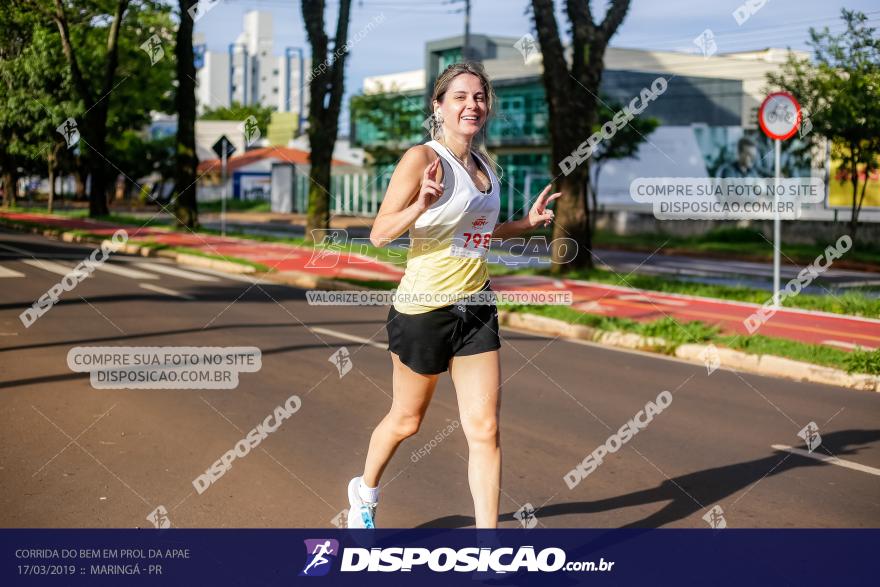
[347,477,378,529]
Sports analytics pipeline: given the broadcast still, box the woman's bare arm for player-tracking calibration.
[369,146,445,247]
[492,184,561,240]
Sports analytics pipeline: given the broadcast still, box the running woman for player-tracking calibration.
[347,62,560,529]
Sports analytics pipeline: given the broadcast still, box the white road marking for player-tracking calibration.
[0,243,38,255]
[133,261,219,282]
[21,259,76,277]
[172,266,260,283]
[822,340,877,351]
[139,283,195,300]
[310,326,388,350]
[93,263,158,280]
[771,444,880,476]
[0,264,25,278]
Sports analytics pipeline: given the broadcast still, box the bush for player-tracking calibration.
[843,348,880,375]
[702,227,766,243]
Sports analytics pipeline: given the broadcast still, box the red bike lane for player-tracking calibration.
[3,212,878,350]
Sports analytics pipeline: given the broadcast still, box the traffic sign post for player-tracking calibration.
[212,136,236,237]
[758,92,801,308]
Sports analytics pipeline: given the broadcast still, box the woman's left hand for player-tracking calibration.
[527,184,562,228]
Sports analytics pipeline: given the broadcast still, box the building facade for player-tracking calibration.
[195,10,310,129]
[351,34,811,219]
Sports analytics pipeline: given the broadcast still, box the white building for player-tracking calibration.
[195,10,310,122]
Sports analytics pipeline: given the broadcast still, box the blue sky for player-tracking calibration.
[195,0,879,99]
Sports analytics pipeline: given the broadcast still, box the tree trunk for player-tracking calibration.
[47,149,57,214]
[531,0,630,273]
[589,165,601,235]
[2,170,17,208]
[546,95,596,272]
[301,0,353,242]
[849,152,860,244]
[851,161,870,245]
[172,0,199,228]
[83,89,111,217]
[307,153,332,236]
[74,166,87,200]
[552,164,592,273]
[52,0,129,218]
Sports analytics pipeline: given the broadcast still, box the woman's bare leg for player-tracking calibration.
[449,350,501,528]
[362,352,439,487]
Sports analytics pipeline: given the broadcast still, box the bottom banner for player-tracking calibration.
[2,529,876,586]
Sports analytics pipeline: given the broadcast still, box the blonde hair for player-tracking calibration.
[429,62,498,174]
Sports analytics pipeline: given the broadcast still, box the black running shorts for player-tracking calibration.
[386,285,501,375]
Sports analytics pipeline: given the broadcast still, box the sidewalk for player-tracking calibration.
[2,211,878,351]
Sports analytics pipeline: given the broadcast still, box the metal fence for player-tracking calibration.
[294,171,393,216]
[297,166,552,221]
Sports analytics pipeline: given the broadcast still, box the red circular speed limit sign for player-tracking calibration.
[758,92,801,140]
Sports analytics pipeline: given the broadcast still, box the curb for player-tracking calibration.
[498,310,879,392]
[174,252,256,275]
[5,218,877,391]
[260,270,363,291]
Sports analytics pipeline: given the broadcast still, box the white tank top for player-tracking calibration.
[392,140,501,314]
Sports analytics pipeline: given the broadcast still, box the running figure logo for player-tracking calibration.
[329,347,353,378]
[702,504,727,529]
[514,503,538,529]
[513,34,540,64]
[243,115,261,146]
[139,34,164,65]
[146,505,171,529]
[699,344,721,375]
[693,29,717,59]
[300,539,339,577]
[56,118,80,149]
[797,421,822,453]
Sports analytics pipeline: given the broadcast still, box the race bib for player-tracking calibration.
[450,212,495,258]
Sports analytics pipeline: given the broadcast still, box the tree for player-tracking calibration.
[200,102,275,139]
[6,1,173,212]
[0,3,43,207]
[172,0,198,228]
[111,130,175,200]
[0,7,78,211]
[50,0,131,217]
[530,0,631,272]
[301,0,353,242]
[767,9,880,243]
[588,95,659,232]
[350,83,424,169]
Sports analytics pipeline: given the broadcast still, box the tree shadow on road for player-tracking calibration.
[0,321,385,354]
[417,429,880,529]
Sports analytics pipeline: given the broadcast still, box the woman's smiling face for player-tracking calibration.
[434,73,487,139]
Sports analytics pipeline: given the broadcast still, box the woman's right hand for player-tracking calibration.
[413,157,444,213]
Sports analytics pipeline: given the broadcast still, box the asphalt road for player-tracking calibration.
[1,227,878,529]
